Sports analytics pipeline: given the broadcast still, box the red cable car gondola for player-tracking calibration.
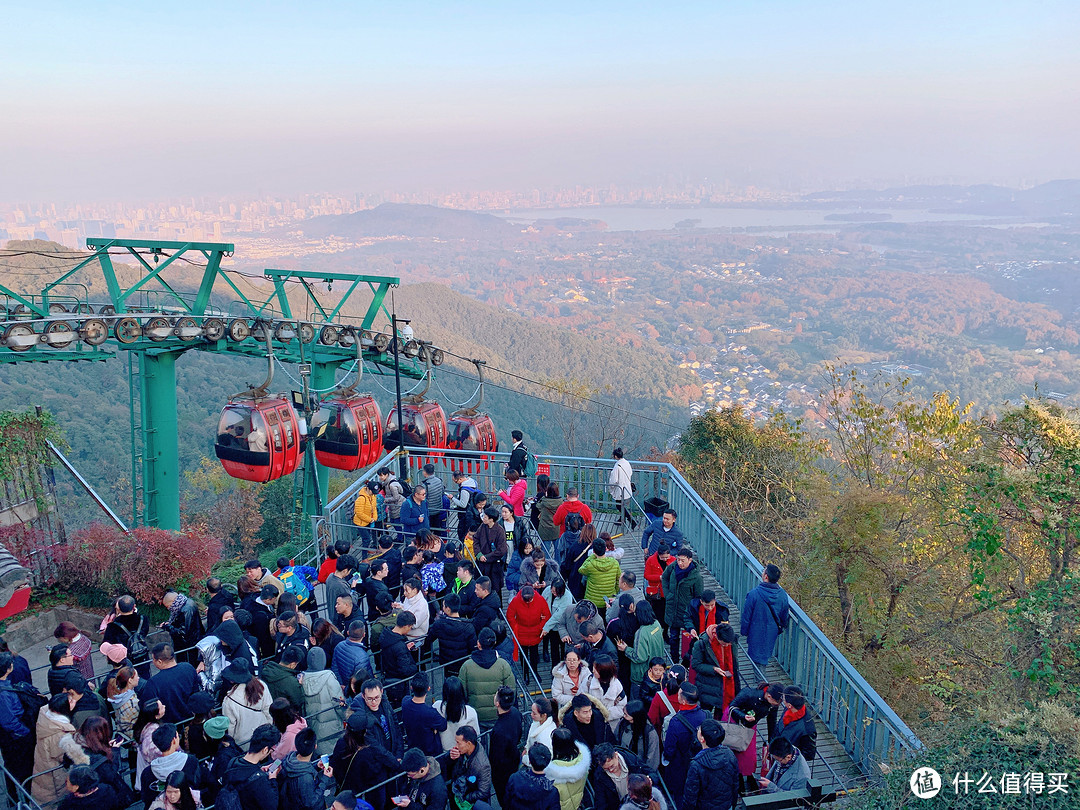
[446,361,498,473]
[214,338,302,483]
[312,363,384,471]
[383,354,448,464]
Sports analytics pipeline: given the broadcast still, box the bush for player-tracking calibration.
[61,523,223,604]
[846,701,1080,809]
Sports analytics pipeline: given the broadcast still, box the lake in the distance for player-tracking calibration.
[496,206,999,233]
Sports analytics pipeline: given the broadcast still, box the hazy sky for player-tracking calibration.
[2,1,1078,200]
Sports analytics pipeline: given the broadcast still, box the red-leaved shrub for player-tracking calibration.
[62,523,223,603]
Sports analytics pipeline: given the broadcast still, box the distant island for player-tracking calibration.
[824,212,893,222]
[674,218,703,229]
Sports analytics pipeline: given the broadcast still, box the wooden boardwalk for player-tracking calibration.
[508,511,867,795]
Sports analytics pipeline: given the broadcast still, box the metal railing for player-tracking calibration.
[319,447,922,776]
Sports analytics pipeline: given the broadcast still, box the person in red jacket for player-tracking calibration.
[552,488,593,532]
[506,585,551,689]
[643,543,673,633]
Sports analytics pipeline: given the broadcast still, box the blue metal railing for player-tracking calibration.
[320,447,922,776]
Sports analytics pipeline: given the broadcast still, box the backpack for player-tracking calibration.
[375,492,387,522]
[12,682,47,738]
[117,618,149,662]
[279,567,312,603]
[522,445,537,478]
[658,692,678,764]
[398,477,414,498]
[217,762,264,810]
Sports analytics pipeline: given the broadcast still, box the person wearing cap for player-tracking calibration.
[458,628,515,731]
[181,691,219,760]
[204,715,242,785]
[397,747,447,810]
[301,646,345,754]
[97,642,135,701]
[331,621,373,688]
[221,658,273,748]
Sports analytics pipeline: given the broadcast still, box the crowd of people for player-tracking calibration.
[0,439,813,810]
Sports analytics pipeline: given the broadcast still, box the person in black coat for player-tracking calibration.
[380,613,420,704]
[428,595,477,677]
[488,686,525,807]
[471,579,502,635]
[592,744,655,810]
[218,724,283,810]
[776,688,817,762]
[331,715,401,810]
[241,585,279,659]
[204,578,236,634]
[453,562,481,618]
[160,592,204,665]
[365,562,393,622]
[400,749,449,810]
[506,744,561,810]
[371,536,403,595]
[682,719,740,810]
[728,682,784,744]
[47,645,80,696]
[561,694,614,749]
[60,765,119,810]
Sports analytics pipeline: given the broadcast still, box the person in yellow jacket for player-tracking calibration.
[353,481,378,545]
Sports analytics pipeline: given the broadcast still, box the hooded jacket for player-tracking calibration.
[537,496,564,543]
[740,581,790,666]
[278,751,334,810]
[578,553,621,610]
[206,590,237,634]
[301,648,345,754]
[661,562,704,629]
[219,754,279,810]
[683,744,741,810]
[33,715,81,804]
[505,769,561,810]
[545,741,592,810]
[405,756,447,810]
[624,621,666,686]
[471,592,503,635]
[352,489,378,527]
[262,660,305,711]
[458,649,515,727]
[428,614,477,666]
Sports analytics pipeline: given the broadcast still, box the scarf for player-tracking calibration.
[674,562,694,582]
[708,631,736,710]
[168,593,189,626]
[698,604,715,632]
[783,705,807,726]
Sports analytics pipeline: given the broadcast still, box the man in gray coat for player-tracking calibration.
[423,464,447,536]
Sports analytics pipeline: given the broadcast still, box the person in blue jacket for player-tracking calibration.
[401,485,432,540]
[0,652,34,788]
[740,564,790,667]
[641,509,684,555]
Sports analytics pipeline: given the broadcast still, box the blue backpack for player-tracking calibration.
[279,566,312,603]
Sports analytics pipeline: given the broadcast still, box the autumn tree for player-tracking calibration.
[182,456,264,558]
[545,378,649,458]
[963,398,1080,695]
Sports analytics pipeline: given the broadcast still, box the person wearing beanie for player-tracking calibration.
[301,646,345,754]
[458,628,515,730]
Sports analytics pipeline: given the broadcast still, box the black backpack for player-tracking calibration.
[398,477,414,498]
[12,682,47,739]
[217,764,265,810]
[117,618,150,662]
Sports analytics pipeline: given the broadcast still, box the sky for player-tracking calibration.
[2,1,1078,200]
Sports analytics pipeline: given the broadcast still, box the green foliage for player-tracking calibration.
[0,408,64,484]
[845,702,1080,810]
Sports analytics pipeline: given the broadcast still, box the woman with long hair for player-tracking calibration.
[544,727,591,810]
[220,659,272,747]
[134,698,166,783]
[615,700,660,772]
[585,654,628,731]
[497,469,527,517]
[505,530,533,594]
[432,675,480,752]
[106,665,140,737]
[269,697,308,760]
[329,719,399,809]
[619,773,667,810]
[150,769,202,810]
[311,617,344,669]
[76,715,136,806]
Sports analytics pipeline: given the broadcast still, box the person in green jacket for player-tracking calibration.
[577,539,621,610]
[616,600,666,686]
[661,547,704,663]
[458,628,516,730]
[262,645,306,712]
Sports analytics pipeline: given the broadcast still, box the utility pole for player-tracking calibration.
[391,310,408,481]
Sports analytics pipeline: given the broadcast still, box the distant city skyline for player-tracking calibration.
[2,1,1077,200]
